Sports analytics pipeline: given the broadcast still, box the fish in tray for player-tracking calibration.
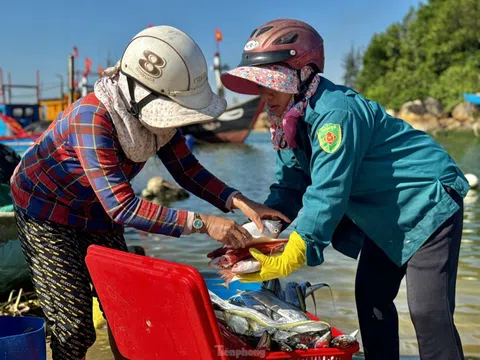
[209,279,360,352]
[330,329,360,349]
[209,290,325,329]
[228,288,311,323]
[209,289,333,351]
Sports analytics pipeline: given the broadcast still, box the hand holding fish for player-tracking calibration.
[201,215,253,249]
[236,231,307,283]
[231,194,291,233]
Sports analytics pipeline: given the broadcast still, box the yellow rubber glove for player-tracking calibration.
[236,231,307,283]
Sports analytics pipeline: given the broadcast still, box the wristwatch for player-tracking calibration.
[192,213,204,233]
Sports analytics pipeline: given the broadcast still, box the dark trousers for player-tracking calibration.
[355,187,465,360]
[15,208,127,360]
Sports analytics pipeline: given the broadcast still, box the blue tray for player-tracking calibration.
[204,278,262,299]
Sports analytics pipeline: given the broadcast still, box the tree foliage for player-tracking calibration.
[353,0,480,111]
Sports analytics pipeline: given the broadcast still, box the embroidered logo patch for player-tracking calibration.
[317,123,342,153]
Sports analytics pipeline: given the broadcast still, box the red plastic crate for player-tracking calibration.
[86,245,360,360]
[218,313,359,360]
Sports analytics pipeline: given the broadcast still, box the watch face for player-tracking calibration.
[193,218,203,229]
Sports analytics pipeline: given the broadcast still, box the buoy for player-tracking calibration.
[465,173,478,190]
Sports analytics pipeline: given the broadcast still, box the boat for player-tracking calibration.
[464,93,480,106]
[0,103,48,155]
[180,44,264,143]
[0,133,40,155]
[180,96,264,143]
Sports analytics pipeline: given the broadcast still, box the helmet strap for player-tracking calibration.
[294,69,318,103]
[119,76,158,118]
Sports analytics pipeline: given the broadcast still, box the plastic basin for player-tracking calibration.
[0,315,46,360]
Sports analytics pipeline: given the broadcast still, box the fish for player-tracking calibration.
[231,259,262,274]
[229,289,311,323]
[221,220,284,249]
[242,219,283,238]
[223,313,250,335]
[268,327,331,350]
[217,260,261,288]
[215,252,284,289]
[208,242,287,269]
[314,330,332,348]
[207,257,223,269]
[211,289,338,351]
[330,330,359,349]
[207,240,287,263]
[255,330,271,351]
[278,342,293,352]
[209,290,326,330]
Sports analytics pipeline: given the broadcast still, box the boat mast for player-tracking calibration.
[213,28,224,99]
[0,69,40,104]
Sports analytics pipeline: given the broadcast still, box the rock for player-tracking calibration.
[423,97,444,118]
[465,173,478,190]
[400,100,426,115]
[452,102,475,122]
[142,176,189,204]
[439,117,461,131]
[397,100,426,123]
[146,176,165,196]
[385,109,396,117]
[127,245,146,256]
[141,188,154,198]
[409,113,439,132]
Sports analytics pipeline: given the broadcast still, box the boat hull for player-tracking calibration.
[464,93,480,106]
[181,96,263,143]
[0,136,38,155]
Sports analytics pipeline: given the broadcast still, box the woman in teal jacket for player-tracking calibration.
[221,19,469,360]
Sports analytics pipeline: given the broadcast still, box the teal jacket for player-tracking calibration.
[264,77,470,267]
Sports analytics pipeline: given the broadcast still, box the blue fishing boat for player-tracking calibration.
[0,103,48,155]
[463,93,480,106]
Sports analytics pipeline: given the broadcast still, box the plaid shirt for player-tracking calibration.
[10,93,237,236]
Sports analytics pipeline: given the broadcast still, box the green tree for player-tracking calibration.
[356,0,480,110]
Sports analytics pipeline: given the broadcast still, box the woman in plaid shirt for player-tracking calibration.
[10,26,288,360]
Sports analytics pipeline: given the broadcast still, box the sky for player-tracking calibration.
[0,0,423,106]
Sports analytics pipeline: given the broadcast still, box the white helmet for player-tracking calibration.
[117,25,226,129]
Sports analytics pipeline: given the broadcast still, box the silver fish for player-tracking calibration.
[279,342,293,352]
[209,291,325,329]
[287,322,330,334]
[330,330,359,349]
[285,330,330,347]
[207,257,223,269]
[223,313,250,335]
[255,330,271,351]
[314,330,332,348]
[229,289,311,323]
[242,219,282,238]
